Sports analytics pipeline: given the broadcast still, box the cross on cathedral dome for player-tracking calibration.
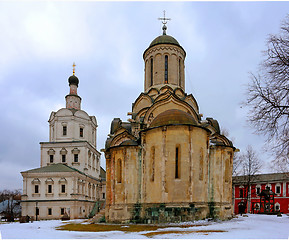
[149,11,181,49]
[144,13,185,58]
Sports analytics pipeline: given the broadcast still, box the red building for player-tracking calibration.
[233,172,289,214]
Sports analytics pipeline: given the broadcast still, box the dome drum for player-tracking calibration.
[144,47,185,92]
[143,33,186,93]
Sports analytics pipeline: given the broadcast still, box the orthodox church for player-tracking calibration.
[104,21,236,223]
[21,67,105,220]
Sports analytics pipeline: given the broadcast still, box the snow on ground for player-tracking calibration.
[0,214,288,239]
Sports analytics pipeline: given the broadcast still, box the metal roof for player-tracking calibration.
[22,163,77,173]
[233,172,289,184]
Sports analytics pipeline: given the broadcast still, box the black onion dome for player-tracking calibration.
[68,75,79,87]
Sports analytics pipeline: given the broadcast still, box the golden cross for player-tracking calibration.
[72,62,76,75]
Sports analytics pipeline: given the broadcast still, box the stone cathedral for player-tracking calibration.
[104,22,236,223]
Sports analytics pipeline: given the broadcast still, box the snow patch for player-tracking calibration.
[0,214,288,239]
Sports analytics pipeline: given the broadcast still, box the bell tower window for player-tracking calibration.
[63,126,67,136]
[48,184,52,193]
[150,58,153,86]
[80,127,84,138]
[61,184,66,193]
[165,55,168,83]
[35,185,39,194]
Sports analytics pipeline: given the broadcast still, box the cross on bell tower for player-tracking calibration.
[158,10,171,35]
[72,62,76,75]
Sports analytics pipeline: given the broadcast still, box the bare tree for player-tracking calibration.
[0,189,21,222]
[245,15,289,170]
[239,145,263,213]
[232,151,242,176]
[241,145,262,177]
[269,157,289,173]
[220,127,241,176]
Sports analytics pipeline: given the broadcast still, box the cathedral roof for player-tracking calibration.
[120,139,138,146]
[150,109,197,128]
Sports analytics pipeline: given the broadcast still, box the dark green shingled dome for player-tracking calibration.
[68,75,79,87]
[149,34,180,48]
[143,33,186,58]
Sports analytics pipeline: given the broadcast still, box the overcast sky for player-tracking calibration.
[1,1,289,191]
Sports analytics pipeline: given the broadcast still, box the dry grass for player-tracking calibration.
[56,222,226,238]
[56,223,163,232]
[56,222,210,233]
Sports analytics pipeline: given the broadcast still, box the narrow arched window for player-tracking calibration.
[225,157,229,183]
[179,58,181,86]
[150,146,155,181]
[150,58,153,86]
[165,55,168,83]
[199,148,204,181]
[175,146,180,179]
[117,159,122,183]
[276,184,281,194]
[80,127,84,137]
